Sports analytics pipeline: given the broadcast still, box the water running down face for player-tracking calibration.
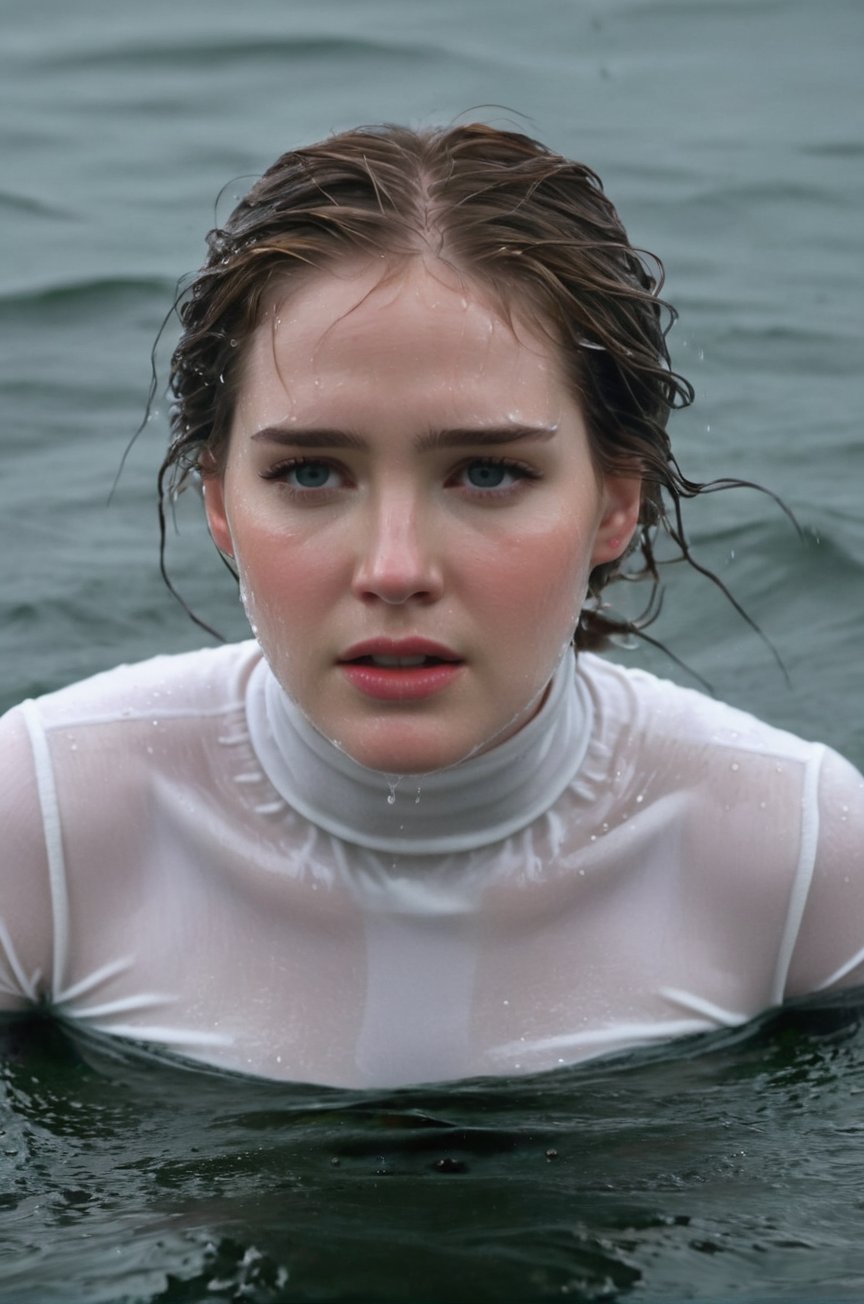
[203,259,641,774]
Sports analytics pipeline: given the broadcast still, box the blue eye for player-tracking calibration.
[291,461,332,489]
[459,459,536,492]
[465,461,510,489]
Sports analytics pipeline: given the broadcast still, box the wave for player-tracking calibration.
[40,33,448,73]
[0,189,74,221]
[0,276,176,314]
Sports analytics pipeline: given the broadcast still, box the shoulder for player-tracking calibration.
[12,640,263,735]
[576,652,822,770]
[573,652,840,892]
[0,640,264,815]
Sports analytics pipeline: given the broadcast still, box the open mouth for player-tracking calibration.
[338,647,464,699]
[346,654,458,669]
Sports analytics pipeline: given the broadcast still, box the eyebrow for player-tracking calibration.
[250,423,559,451]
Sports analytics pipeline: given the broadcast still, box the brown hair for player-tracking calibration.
[160,122,768,655]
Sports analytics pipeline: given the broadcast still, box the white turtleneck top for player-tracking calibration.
[1,641,862,1087]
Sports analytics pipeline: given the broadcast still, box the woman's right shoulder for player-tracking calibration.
[1,640,263,737]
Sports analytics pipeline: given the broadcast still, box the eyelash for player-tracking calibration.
[259,456,541,497]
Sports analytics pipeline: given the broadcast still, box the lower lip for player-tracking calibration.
[339,662,463,701]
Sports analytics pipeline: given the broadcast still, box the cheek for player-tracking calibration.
[230,521,334,626]
[479,520,596,629]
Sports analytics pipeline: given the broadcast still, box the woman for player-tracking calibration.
[1,124,861,1087]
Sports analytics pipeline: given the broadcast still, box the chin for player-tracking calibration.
[332,727,481,777]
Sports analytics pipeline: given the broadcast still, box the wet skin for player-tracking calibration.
[203,259,640,774]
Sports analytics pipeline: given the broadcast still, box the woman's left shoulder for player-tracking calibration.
[577,652,828,771]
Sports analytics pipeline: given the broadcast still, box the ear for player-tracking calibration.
[590,473,642,567]
[200,458,235,559]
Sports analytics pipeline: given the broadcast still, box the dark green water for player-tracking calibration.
[2,0,863,1299]
[4,997,864,1304]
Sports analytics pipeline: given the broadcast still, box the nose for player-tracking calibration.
[351,492,444,605]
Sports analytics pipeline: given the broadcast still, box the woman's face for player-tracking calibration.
[203,259,639,774]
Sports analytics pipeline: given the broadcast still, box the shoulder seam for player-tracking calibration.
[40,701,246,732]
[18,700,69,998]
[770,742,825,1002]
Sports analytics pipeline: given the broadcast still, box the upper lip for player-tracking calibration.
[339,637,462,663]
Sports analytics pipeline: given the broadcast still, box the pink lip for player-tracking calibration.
[339,637,461,662]
[338,638,464,702]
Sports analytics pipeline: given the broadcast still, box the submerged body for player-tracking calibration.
[2,641,861,1088]
[5,125,862,1089]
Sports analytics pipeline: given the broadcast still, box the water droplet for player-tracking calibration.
[731,762,740,772]
[635,793,644,804]
[386,793,396,806]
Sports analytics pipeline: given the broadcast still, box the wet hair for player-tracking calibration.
[159,122,777,657]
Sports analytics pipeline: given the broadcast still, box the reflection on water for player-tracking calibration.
[3,994,864,1302]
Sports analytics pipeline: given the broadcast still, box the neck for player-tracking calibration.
[245,649,591,853]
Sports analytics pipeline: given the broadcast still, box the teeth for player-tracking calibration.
[370,654,429,667]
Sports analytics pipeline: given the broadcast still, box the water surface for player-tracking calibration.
[1,1,862,1299]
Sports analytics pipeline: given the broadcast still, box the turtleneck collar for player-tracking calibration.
[245,649,591,854]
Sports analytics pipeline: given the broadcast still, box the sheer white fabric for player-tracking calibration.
[1,641,862,1088]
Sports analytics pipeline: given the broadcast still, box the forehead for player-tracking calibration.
[235,258,568,423]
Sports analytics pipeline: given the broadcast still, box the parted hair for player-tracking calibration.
[161,122,717,652]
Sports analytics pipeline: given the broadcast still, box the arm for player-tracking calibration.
[0,705,54,1010]
[785,745,864,997]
